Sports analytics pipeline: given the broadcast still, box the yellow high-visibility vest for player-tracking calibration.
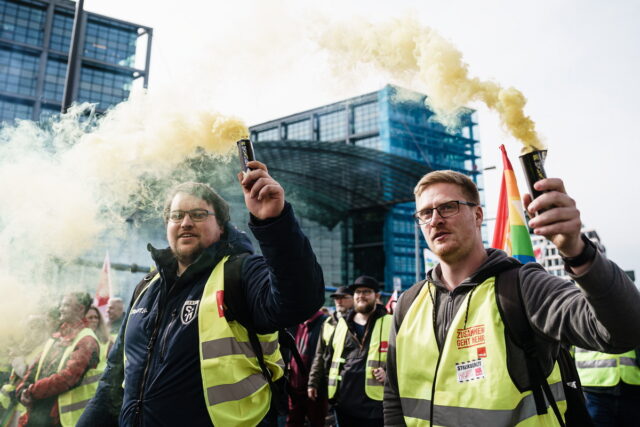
[126,256,285,427]
[575,348,640,387]
[321,316,336,347]
[36,328,102,427]
[395,278,566,426]
[327,313,392,401]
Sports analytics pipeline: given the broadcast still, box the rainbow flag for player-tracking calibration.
[491,145,536,263]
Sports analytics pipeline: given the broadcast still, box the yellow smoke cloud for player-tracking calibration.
[0,90,247,351]
[315,16,544,151]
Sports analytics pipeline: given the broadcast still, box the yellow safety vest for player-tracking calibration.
[321,316,336,347]
[575,348,640,387]
[395,278,566,426]
[327,313,392,401]
[0,382,13,409]
[126,255,285,427]
[35,328,102,427]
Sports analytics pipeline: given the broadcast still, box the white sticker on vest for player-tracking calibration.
[181,300,200,325]
[455,359,485,382]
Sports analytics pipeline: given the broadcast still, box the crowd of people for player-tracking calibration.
[1,160,639,426]
[0,296,125,427]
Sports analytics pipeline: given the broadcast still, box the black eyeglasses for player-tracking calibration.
[413,200,477,225]
[167,209,215,223]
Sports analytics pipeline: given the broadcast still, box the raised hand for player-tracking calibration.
[237,160,285,220]
[523,178,583,258]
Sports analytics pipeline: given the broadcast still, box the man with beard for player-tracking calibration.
[325,276,391,427]
[78,160,324,427]
[307,286,354,424]
[384,170,640,426]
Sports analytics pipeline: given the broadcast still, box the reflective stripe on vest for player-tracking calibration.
[35,328,101,427]
[575,348,640,387]
[395,279,566,426]
[327,317,348,399]
[327,313,391,401]
[198,255,284,426]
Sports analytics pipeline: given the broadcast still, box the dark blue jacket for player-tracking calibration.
[78,203,325,426]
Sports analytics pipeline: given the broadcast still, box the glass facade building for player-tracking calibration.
[0,0,152,125]
[250,85,482,291]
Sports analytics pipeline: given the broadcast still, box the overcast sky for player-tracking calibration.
[88,0,640,277]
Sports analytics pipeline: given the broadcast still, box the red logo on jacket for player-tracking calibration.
[379,341,389,353]
[216,291,225,317]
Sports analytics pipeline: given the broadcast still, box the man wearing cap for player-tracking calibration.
[324,276,391,427]
[307,286,354,422]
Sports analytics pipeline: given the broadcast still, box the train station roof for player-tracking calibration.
[256,140,433,228]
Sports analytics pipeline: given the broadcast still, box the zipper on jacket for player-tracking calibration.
[133,305,165,427]
[159,309,178,363]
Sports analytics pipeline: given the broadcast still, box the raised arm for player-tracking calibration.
[522,177,640,351]
[237,160,325,333]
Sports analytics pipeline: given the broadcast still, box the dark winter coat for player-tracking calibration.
[78,203,325,427]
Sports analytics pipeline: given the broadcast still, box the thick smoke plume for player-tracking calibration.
[315,16,544,151]
[0,91,246,348]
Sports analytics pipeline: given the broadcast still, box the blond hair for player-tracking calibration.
[414,170,480,204]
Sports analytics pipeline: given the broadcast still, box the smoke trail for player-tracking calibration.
[0,90,247,348]
[314,16,544,151]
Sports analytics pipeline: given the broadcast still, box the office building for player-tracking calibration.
[249,85,482,290]
[0,0,152,124]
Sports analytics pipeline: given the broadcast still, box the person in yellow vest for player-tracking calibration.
[575,347,640,426]
[85,306,112,371]
[384,170,640,426]
[325,276,391,427]
[78,160,324,427]
[16,292,100,427]
[307,285,354,412]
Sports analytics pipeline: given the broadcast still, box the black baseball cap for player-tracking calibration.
[348,275,381,293]
[330,286,353,298]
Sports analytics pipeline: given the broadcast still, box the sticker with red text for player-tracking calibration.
[456,324,485,349]
[456,359,485,383]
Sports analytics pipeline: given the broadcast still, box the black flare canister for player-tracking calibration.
[519,149,547,201]
[237,138,255,173]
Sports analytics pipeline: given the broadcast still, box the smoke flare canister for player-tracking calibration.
[237,138,255,173]
[519,149,548,201]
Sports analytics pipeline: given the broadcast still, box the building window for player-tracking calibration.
[0,48,39,97]
[78,66,133,109]
[0,98,33,123]
[256,128,278,142]
[318,109,346,141]
[84,18,138,67]
[353,102,379,134]
[286,120,311,140]
[354,135,382,151]
[43,58,67,102]
[0,0,46,46]
[49,12,74,52]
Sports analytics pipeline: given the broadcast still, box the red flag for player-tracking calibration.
[491,145,510,250]
[94,252,112,319]
[386,289,398,314]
